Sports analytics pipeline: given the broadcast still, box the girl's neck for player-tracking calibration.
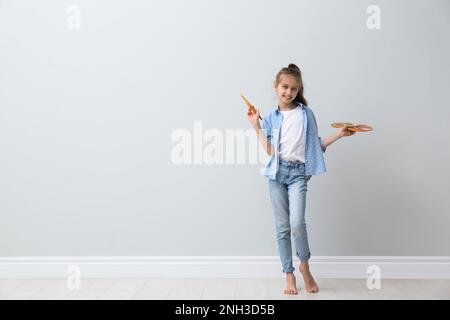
[278,101,297,111]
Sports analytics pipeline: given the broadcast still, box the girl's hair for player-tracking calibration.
[275,63,308,106]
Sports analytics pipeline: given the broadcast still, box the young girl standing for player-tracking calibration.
[247,64,355,295]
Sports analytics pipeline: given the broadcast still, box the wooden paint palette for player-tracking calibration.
[331,122,373,132]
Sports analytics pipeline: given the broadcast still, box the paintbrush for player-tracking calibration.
[240,92,263,120]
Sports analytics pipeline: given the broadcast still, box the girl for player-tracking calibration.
[247,63,355,295]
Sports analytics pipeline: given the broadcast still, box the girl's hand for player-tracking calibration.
[247,108,261,129]
[338,125,356,138]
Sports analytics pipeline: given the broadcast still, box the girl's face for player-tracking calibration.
[274,74,300,105]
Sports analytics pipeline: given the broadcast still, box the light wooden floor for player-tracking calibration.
[1,278,449,300]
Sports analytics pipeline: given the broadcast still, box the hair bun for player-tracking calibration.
[288,63,300,72]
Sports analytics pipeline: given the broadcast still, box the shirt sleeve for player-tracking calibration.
[310,109,326,153]
[261,115,272,142]
[319,136,326,153]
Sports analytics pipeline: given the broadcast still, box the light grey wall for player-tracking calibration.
[1,0,449,257]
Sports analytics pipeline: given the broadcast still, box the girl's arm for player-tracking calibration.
[248,109,273,156]
[254,125,273,156]
[321,126,355,151]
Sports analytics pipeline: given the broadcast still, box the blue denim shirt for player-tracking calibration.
[260,102,327,179]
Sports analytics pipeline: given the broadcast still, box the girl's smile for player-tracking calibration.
[274,74,301,109]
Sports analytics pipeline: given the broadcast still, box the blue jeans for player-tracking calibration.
[268,159,312,273]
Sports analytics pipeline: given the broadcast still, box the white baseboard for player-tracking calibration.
[0,256,449,279]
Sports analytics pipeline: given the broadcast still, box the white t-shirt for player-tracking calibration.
[279,106,305,162]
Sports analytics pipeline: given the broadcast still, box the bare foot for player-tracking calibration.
[284,272,299,295]
[300,264,319,293]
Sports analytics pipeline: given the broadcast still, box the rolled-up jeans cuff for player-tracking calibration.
[298,254,311,262]
[283,266,295,273]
